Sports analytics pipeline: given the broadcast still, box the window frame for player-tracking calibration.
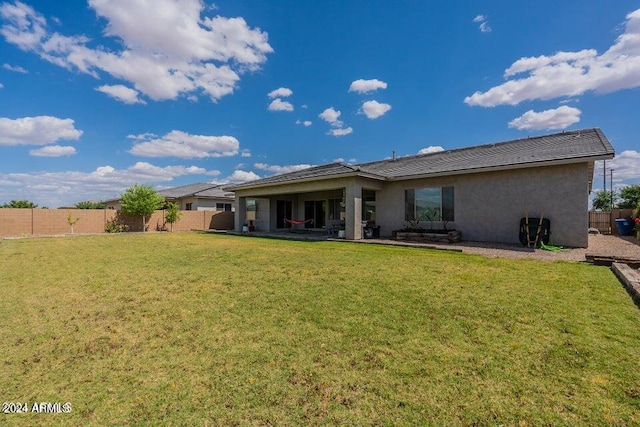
[246,199,258,220]
[405,186,454,222]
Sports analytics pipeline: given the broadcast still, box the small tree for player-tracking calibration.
[120,184,165,232]
[619,184,640,209]
[66,211,80,234]
[164,202,182,232]
[592,190,618,211]
[1,199,38,208]
[75,201,106,209]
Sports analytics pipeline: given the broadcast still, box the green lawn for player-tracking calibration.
[1,233,639,425]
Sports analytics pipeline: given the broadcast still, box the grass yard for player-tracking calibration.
[1,233,640,425]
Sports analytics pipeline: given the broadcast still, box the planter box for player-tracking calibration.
[395,230,461,243]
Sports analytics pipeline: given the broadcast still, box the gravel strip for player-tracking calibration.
[364,234,640,262]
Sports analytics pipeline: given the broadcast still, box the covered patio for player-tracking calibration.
[229,165,384,240]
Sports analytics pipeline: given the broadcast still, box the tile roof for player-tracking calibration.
[158,183,233,199]
[226,162,374,189]
[226,128,614,191]
[360,128,614,179]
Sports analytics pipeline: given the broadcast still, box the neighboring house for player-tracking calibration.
[105,183,235,211]
[225,129,614,247]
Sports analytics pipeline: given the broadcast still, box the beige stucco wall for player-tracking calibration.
[376,163,590,247]
[104,200,121,210]
[232,163,590,247]
[178,197,233,211]
[106,197,232,211]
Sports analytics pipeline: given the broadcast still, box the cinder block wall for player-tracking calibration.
[0,208,34,236]
[0,209,234,237]
[33,209,115,235]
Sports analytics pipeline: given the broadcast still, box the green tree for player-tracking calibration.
[618,184,640,209]
[120,184,165,232]
[75,201,106,209]
[592,190,618,211]
[66,211,80,234]
[164,202,182,232]
[1,200,38,208]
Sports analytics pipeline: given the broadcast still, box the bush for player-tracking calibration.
[105,220,128,233]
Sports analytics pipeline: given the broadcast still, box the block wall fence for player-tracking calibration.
[0,209,234,238]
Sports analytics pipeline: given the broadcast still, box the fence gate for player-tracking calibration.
[588,211,611,234]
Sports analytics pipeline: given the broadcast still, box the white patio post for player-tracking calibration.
[345,181,363,240]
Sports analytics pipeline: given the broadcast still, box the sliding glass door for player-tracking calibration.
[276,200,293,229]
[304,201,326,229]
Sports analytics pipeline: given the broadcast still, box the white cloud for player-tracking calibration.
[240,149,251,157]
[465,8,640,107]
[0,115,82,146]
[0,1,46,50]
[595,151,640,185]
[479,22,492,33]
[127,132,157,141]
[96,84,146,104]
[472,14,491,32]
[29,145,76,157]
[319,107,342,126]
[508,106,581,130]
[418,146,445,154]
[295,119,312,127]
[268,98,293,112]
[254,162,314,175]
[0,82,4,89]
[129,130,240,158]
[267,87,292,98]
[329,127,353,137]
[319,107,352,136]
[332,157,355,164]
[359,100,392,119]
[225,169,260,183]
[348,78,388,94]
[0,161,220,207]
[0,0,273,102]
[2,63,27,73]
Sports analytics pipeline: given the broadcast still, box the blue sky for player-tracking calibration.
[1,0,639,207]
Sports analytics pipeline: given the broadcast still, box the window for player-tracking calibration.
[328,199,345,221]
[216,203,232,212]
[405,187,454,222]
[185,203,193,211]
[362,190,376,222]
[246,199,258,220]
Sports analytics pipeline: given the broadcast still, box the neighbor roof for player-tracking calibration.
[158,183,234,200]
[226,128,614,191]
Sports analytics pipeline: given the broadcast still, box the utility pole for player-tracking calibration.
[610,169,614,212]
[603,160,606,197]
